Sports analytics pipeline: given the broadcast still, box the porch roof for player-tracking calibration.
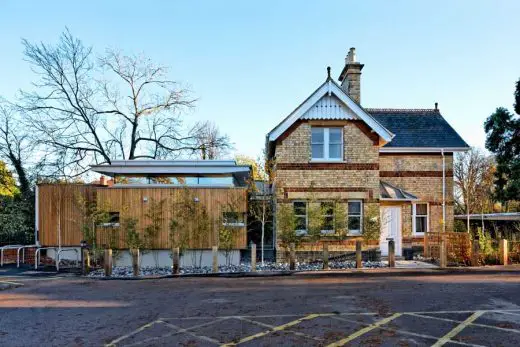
[380,181,418,201]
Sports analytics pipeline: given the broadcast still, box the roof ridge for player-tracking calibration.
[365,108,439,113]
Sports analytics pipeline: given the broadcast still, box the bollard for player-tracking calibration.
[104,248,113,277]
[212,246,218,273]
[439,234,447,268]
[322,243,329,270]
[85,251,90,274]
[172,247,180,274]
[251,243,257,272]
[356,240,362,269]
[289,243,296,270]
[499,239,508,265]
[388,240,395,268]
[131,248,140,276]
[471,239,480,266]
[81,248,90,275]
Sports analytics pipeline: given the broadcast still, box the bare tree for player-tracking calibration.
[20,29,228,177]
[0,102,33,196]
[193,121,232,159]
[454,148,495,233]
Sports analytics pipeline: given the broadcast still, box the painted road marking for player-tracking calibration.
[221,313,332,346]
[326,313,402,347]
[332,315,483,347]
[106,320,160,347]
[111,309,520,346]
[236,316,323,342]
[431,311,485,347]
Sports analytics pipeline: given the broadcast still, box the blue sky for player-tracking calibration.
[1,1,519,159]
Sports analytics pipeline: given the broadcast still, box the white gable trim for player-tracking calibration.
[267,79,394,143]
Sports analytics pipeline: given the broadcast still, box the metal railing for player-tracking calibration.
[0,244,24,266]
[16,245,39,268]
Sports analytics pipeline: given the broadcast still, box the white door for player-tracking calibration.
[380,207,402,256]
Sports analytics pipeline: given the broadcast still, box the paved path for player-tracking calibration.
[2,267,520,346]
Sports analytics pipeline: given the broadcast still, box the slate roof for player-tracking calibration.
[365,109,469,149]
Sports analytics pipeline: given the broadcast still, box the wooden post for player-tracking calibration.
[251,243,257,272]
[439,234,447,268]
[289,243,296,270]
[471,239,480,266]
[499,239,508,266]
[85,251,90,274]
[388,240,395,268]
[104,249,112,277]
[356,240,362,269]
[131,248,140,277]
[212,246,218,273]
[424,232,430,258]
[322,243,329,270]
[81,248,90,275]
[172,247,180,274]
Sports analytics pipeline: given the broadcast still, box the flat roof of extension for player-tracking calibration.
[90,160,251,176]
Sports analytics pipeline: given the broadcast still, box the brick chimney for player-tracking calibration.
[338,47,364,104]
[99,176,106,186]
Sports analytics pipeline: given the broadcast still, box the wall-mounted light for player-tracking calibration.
[143,196,148,203]
[194,197,200,203]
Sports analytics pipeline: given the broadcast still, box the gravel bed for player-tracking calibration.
[87,260,385,278]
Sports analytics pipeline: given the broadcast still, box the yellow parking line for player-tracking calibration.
[326,313,402,347]
[431,311,484,347]
[221,313,330,346]
[236,316,323,342]
[105,320,160,347]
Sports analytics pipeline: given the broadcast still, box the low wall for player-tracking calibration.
[45,248,241,267]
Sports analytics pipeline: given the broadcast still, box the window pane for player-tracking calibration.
[293,202,306,216]
[223,212,240,224]
[321,202,334,215]
[323,216,334,231]
[311,128,324,143]
[312,144,324,158]
[329,144,342,159]
[295,216,307,231]
[348,201,361,215]
[348,216,361,231]
[329,128,342,143]
[416,216,427,233]
[416,204,427,216]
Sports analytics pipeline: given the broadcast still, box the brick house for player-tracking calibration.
[266,48,469,260]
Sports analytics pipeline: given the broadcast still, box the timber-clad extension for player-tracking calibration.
[37,184,248,250]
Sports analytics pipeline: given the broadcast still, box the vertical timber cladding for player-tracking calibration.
[95,187,248,249]
[37,184,96,247]
[37,184,248,249]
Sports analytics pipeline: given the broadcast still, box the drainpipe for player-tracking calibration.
[35,185,40,246]
[441,149,446,233]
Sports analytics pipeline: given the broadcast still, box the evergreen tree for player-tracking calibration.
[484,79,520,202]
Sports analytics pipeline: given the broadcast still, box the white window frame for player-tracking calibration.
[320,201,335,235]
[412,202,429,236]
[311,127,343,162]
[347,200,363,235]
[293,201,308,236]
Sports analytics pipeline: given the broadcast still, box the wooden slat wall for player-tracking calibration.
[38,184,96,247]
[37,184,248,249]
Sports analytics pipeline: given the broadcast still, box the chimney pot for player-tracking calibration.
[435,102,438,110]
[339,47,364,104]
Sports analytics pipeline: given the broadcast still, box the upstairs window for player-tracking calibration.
[311,127,343,161]
[412,203,428,235]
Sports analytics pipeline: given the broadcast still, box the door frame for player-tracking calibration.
[380,206,402,257]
